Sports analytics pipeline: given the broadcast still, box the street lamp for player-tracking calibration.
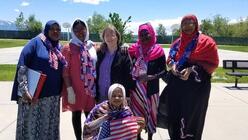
[62,22,71,41]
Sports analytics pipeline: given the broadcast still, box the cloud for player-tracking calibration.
[21,1,30,7]
[14,9,20,12]
[64,0,109,5]
[126,17,182,35]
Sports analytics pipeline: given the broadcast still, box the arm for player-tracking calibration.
[61,45,75,104]
[84,114,109,132]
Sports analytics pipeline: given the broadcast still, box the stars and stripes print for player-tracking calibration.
[97,116,139,140]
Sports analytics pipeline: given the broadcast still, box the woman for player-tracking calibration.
[128,22,166,140]
[83,83,145,140]
[61,19,97,140]
[95,24,134,103]
[11,20,67,140]
[164,14,219,140]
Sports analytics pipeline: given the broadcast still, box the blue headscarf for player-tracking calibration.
[44,20,61,47]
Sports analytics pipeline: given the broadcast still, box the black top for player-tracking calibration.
[96,47,135,100]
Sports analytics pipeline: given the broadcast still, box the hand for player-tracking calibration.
[22,91,32,103]
[171,64,182,77]
[67,86,75,104]
[179,67,192,81]
[120,43,129,54]
[138,74,156,82]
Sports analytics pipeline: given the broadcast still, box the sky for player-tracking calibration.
[1,0,248,34]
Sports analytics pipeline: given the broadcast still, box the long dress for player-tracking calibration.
[11,33,65,140]
[61,43,96,112]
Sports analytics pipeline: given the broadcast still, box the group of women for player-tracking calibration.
[11,14,219,140]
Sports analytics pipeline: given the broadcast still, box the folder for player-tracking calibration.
[18,68,47,101]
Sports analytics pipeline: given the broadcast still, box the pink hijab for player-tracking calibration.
[128,23,164,61]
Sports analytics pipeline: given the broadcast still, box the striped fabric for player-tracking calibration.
[130,82,159,134]
[98,116,139,140]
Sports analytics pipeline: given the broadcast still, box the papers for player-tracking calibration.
[18,68,47,100]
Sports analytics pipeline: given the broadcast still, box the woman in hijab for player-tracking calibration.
[61,19,97,140]
[11,20,67,140]
[164,14,219,140]
[83,83,145,140]
[128,22,166,140]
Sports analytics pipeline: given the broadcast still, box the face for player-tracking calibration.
[73,23,87,42]
[139,29,151,45]
[110,87,124,107]
[104,28,118,48]
[181,19,196,35]
[48,24,61,41]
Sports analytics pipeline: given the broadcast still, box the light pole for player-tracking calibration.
[62,22,71,41]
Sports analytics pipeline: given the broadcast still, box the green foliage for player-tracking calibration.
[157,24,167,38]
[86,12,107,34]
[25,15,42,33]
[108,12,132,43]
[15,12,26,30]
[200,15,248,38]
[200,19,214,36]
[15,12,42,33]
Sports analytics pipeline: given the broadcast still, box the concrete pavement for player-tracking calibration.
[1,81,248,140]
[1,46,248,66]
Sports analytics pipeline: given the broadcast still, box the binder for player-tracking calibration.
[18,68,47,101]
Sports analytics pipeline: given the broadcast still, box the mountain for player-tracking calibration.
[0,20,17,30]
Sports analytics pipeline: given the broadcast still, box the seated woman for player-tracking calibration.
[83,83,145,140]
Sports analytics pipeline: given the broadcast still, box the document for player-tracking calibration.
[18,68,47,100]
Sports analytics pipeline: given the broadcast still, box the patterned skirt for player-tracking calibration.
[16,95,60,140]
[130,82,159,134]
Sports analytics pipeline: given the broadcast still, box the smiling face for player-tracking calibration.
[109,87,124,107]
[73,22,87,42]
[181,18,197,35]
[103,27,119,48]
[48,23,61,41]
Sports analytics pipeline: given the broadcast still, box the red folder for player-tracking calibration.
[26,68,47,101]
[32,73,47,101]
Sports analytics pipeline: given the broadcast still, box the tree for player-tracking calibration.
[200,19,214,36]
[212,15,232,36]
[15,12,42,33]
[86,12,107,34]
[108,12,132,43]
[25,15,42,33]
[15,12,26,30]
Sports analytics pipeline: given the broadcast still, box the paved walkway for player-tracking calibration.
[1,81,248,140]
[1,47,248,66]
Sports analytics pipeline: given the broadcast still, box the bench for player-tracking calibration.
[223,60,248,87]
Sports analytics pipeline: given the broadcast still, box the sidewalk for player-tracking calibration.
[1,47,248,67]
[1,81,248,140]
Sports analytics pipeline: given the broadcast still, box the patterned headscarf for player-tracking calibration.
[70,19,96,97]
[40,20,67,69]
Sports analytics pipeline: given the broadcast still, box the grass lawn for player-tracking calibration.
[0,64,247,83]
[0,39,28,48]
[0,39,69,48]
[0,64,17,81]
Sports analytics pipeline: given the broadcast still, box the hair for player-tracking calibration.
[72,19,86,30]
[100,24,122,51]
